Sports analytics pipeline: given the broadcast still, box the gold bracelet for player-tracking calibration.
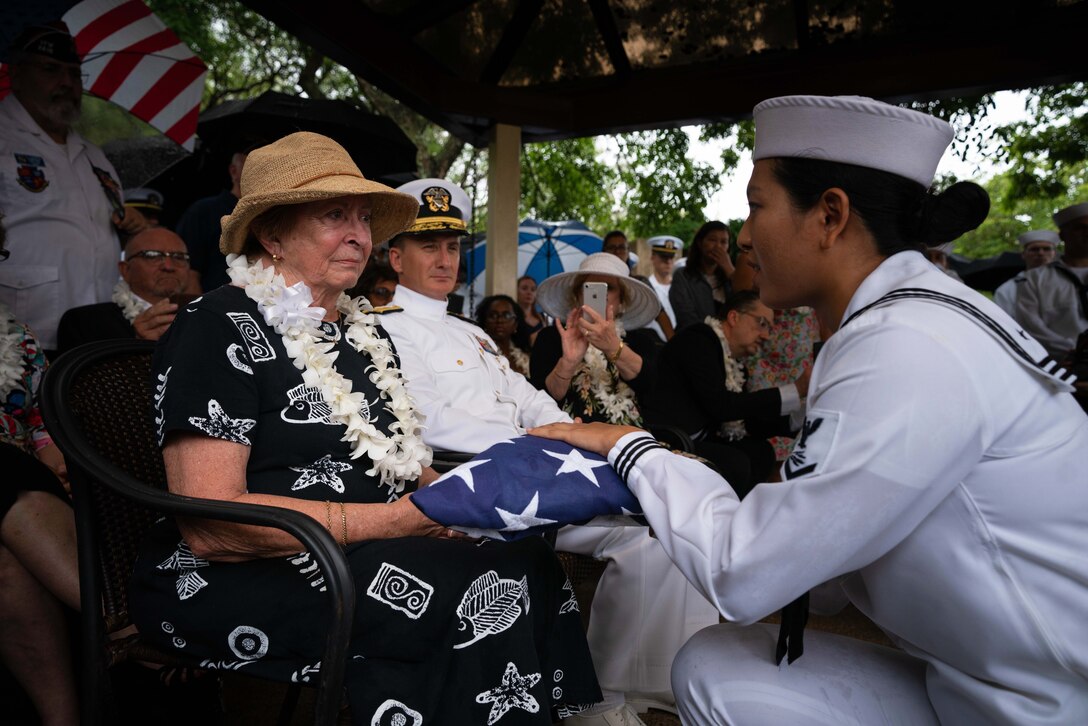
[324,500,332,536]
[608,341,625,363]
[339,501,348,548]
[553,369,572,381]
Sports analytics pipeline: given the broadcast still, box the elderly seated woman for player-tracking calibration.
[529,253,661,427]
[129,132,600,724]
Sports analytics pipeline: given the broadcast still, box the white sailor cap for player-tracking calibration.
[648,235,682,257]
[1053,202,1088,228]
[1017,230,1060,247]
[752,95,954,188]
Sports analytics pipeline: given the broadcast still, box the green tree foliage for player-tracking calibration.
[520,137,614,231]
[993,83,1087,200]
[146,0,465,178]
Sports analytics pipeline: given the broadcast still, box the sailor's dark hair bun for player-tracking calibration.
[917,182,990,247]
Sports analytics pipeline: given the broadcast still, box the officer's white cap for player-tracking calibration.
[1053,202,1088,228]
[752,95,954,188]
[1017,230,1060,247]
[648,235,683,256]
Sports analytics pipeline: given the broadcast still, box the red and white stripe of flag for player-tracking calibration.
[68,0,207,150]
[0,0,206,151]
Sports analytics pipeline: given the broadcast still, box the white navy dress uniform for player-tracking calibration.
[611,252,1088,724]
[1014,206,1088,358]
[994,230,1060,317]
[375,284,568,451]
[598,95,1088,725]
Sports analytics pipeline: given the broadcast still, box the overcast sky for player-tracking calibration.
[695,90,1032,222]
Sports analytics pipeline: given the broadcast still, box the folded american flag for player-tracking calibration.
[410,436,646,541]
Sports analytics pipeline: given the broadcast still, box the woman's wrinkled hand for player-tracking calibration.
[527,421,643,457]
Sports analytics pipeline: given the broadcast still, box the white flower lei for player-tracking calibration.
[505,345,530,377]
[112,278,151,323]
[0,303,24,399]
[705,315,747,441]
[569,323,642,426]
[226,254,431,493]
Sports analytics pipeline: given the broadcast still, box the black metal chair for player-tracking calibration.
[41,339,355,726]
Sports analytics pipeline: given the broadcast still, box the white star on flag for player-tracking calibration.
[442,458,490,492]
[497,492,558,531]
[545,448,611,486]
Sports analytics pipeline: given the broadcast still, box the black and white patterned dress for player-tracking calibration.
[130,286,600,724]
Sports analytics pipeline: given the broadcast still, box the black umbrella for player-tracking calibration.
[952,251,1025,292]
[102,135,191,190]
[196,91,417,182]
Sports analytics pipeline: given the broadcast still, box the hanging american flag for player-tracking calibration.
[410,436,646,541]
[0,0,206,150]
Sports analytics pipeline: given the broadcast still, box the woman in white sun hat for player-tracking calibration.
[530,252,661,426]
[531,95,1088,724]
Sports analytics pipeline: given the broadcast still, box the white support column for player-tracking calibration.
[485,123,521,298]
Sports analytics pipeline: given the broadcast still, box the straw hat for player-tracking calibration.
[219,132,419,255]
[535,252,661,329]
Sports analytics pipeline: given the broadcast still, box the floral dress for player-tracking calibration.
[0,303,66,518]
[128,286,600,725]
[744,307,820,460]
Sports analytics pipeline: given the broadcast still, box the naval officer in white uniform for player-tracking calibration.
[378,179,720,725]
[532,96,1088,725]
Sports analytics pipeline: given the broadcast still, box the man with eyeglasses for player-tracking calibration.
[0,20,150,355]
[57,228,190,353]
[643,290,810,497]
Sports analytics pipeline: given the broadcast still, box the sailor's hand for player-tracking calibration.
[528,421,642,457]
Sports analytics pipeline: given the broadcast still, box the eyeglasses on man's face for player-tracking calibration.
[603,243,628,254]
[741,311,772,332]
[486,311,516,321]
[128,250,191,264]
[371,286,395,300]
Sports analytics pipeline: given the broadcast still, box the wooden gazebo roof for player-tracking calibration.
[240,0,1088,146]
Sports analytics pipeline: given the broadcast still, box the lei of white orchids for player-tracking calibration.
[0,304,24,399]
[706,315,748,441]
[569,322,642,426]
[227,254,431,493]
[112,278,152,323]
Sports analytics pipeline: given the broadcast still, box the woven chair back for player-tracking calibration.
[64,348,164,632]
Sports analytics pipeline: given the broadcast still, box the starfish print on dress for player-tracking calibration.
[475,661,541,724]
[157,541,211,600]
[544,448,610,486]
[290,455,352,493]
[188,399,256,445]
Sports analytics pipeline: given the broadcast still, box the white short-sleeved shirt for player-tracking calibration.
[0,95,122,349]
[609,251,1088,723]
[377,285,570,453]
